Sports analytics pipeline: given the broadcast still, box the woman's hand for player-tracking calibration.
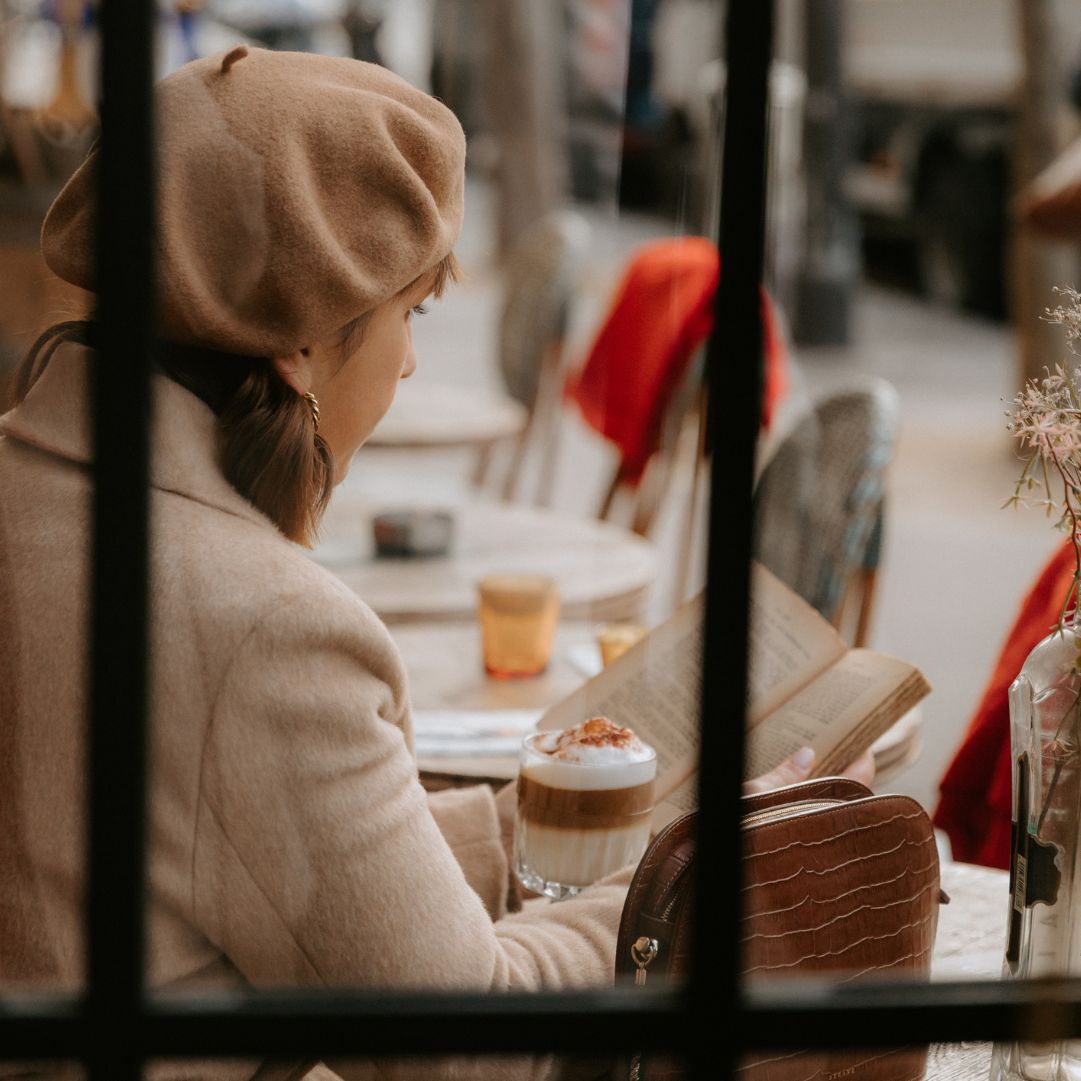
[742,746,876,795]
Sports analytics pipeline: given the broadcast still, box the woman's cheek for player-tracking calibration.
[368,372,401,430]
[401,337,417,379]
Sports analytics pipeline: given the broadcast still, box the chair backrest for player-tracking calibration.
[497,210,591,410]
[581,237,788,537]
[568,236,719,493]
[752,377,900,627]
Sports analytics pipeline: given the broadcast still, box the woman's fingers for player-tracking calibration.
[839,748,876,788]
[742,745,815,795]
[742,746,879,797]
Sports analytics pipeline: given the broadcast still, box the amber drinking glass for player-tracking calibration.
[596,622,647,667]
[476,573,560,678]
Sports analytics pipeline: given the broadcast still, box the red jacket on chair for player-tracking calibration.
[565,236,788,484]
[934,542,1077,868]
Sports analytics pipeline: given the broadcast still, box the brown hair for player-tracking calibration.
[13,252,460,548]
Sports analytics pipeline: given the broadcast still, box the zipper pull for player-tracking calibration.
[631,936,659,986]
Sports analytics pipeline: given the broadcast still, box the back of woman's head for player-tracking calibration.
[158,251,460,546]
[18,48,467,546]
[16,249,459,547]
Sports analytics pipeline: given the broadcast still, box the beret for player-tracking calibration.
[41,46,466,357]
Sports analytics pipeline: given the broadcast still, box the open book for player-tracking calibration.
[536,563,931,832]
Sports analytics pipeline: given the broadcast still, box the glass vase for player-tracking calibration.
[992,622,1080,1081]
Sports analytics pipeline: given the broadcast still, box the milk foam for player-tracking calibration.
[523,717,656,790]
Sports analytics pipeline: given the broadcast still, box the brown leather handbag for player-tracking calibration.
[615,778,944,1081]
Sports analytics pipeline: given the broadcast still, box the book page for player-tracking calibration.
[815,672,930,777]
[536,567,929,809]
[747,564,847,725]
[537,597,702,798]
[744,648,931,778]
[537,565,850,802]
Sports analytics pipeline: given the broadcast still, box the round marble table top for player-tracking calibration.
[392,620,600,713]
[311,491,658,624]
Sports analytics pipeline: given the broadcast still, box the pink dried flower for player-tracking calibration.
[1011,288,1081,635]
[1047,288,1081,353]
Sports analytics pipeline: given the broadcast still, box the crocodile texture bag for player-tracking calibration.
[615,778,943,1081]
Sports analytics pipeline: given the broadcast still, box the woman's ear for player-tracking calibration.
[271,350,313,396]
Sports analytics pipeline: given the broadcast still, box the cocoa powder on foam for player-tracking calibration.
[542,716,645,760]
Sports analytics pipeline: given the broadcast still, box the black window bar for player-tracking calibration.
[3,0,1080,1077]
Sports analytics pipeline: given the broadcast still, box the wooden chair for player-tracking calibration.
[36,0,96,144]
[752,377,900,647]
[577,237,787,542]
[474,209,591,502]
[595,349,708,538]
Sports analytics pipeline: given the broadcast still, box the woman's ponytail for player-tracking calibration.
[12,253,460,547]
[217,365,333,548]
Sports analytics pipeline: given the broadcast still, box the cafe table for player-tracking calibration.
[365,379,527,450]
[394,620,600,713]
[312,490,657,624]
[927,860,1007,1079]
[391,620,602,786]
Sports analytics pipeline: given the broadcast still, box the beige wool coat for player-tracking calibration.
[0,347,631,1081]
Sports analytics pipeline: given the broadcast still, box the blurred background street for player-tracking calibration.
[6,0,1081,826]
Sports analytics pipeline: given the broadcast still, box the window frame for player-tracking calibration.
[0,2,1061,1078]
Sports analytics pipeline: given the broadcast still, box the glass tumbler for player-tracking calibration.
[477,573,559,678]
[513,732,656,900]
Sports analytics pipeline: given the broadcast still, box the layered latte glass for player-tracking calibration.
[513,717,657,899]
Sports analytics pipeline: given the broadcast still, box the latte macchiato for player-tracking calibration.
[514,717,656,899]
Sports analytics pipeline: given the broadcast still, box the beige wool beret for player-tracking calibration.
[41,46,466,357]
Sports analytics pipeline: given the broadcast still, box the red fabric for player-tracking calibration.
[565,236,788,484]
[934,542,1078,868]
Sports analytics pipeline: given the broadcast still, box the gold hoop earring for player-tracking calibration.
[303,391,320,433]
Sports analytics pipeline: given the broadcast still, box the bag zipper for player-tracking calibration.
[628,939,659,1081]
[741,797,843,829]
[631,935,659,986]
[629,856,692,987]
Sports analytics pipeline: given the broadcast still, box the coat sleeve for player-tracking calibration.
[425,784,510,919]
[192,589,631,1007]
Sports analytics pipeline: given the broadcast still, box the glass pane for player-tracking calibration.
[739,1042,984,1081]
[6,0,1067,1071]
[752,0,1077,1064]
[126,0,683,1029]
[0,0,99,1000]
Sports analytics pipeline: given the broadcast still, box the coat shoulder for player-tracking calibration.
[152,488,403,688]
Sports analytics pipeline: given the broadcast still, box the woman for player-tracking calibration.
[0,46,863,1080]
